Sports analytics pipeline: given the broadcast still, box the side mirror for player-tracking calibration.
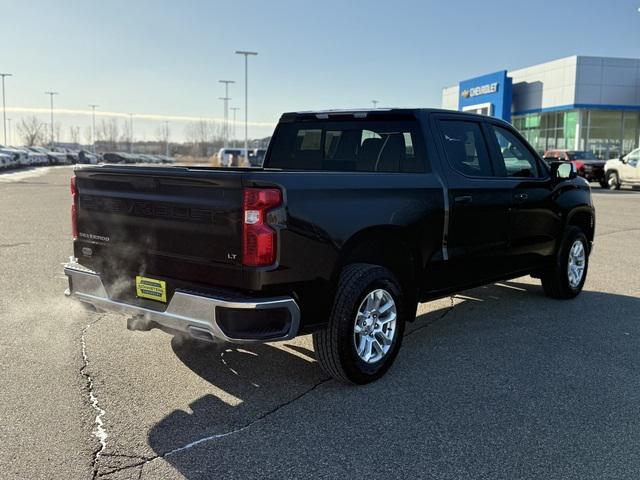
[550,161,577,181]
[620,155,627,164]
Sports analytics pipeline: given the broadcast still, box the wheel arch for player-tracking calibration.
[566,207,595,244]
[333,226,421,300]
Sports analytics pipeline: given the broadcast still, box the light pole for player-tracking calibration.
[163,121,170,157]
[219,96,231,148]
[128,113,134,153]
[219,80,235,148]
[6,118,11,145]
[0,73,11,145]
[88,104,98,154]
[45,91,59,148]
[372,100,378,108]
[235,50,258,161]
[230,107,240,147]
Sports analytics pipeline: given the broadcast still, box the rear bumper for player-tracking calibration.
[64,262,300,344]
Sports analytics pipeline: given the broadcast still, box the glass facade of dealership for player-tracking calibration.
[512,109,640,159]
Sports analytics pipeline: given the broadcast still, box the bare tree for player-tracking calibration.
[97,118,119,150]
[156,122,171,155]
[68,126,81,144]
[184,120,223,157]
[120,118,132,145]
[17,115,46,146]
[83,126,93,146]
[53,122,62,145]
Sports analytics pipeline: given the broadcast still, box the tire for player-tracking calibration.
[313,263,408,384]
[541,226,589,299]
[599,178,609,189]
[606,171,620,190]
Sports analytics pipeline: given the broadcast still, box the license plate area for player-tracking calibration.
[135,275,167,303]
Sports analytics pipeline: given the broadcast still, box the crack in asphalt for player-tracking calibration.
[0,242,30,249]
[95,300,456,477]
[96,376,332,478]
[80,315,109,480]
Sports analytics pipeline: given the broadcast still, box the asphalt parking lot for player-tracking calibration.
[1,166,639,479]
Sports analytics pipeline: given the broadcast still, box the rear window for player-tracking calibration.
[567,151,597,160]
[266,120,427,172]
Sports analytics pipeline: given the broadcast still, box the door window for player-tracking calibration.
[438,120,493,177]
[625,149,640,167]
[489,125,541,178]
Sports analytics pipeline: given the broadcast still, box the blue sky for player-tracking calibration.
[2,0,639,142]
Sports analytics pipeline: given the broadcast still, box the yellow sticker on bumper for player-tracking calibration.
[135,276,167,303]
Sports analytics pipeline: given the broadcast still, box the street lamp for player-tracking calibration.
[163,120,170,157]
[219,96,231,148]
[372,100,378,108]
[128,113,134,153]
[45,91,59,148]
[0,73,12,145]
[88,104,98,154]
[219,80,235,148]
[235,50,258,161]
[230,107,240,148]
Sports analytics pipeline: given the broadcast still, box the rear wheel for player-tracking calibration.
[313,263,408,384]
[606,171,620,190]
[541,226,589,299]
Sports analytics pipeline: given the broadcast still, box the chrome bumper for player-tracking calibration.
[64,262,300,344]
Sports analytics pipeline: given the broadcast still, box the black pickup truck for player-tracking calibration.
[64,109,595,384]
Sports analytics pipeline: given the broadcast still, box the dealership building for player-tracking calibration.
[442,55,640,159]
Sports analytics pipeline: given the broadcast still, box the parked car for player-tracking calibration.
[0,152,15,169]
[0,146,31,166]
[64,108,595,384]
[604,147,640,189]
[26,147,50,166]
[77,150,99,165]
[543,149,607,188]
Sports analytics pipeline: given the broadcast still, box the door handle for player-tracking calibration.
[454,195,473,204]
[514,192,528,202]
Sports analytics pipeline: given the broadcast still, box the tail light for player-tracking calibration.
[70,176,78,239]
[242,188,282,266]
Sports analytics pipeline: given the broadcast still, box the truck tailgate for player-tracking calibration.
[73,166,245,297]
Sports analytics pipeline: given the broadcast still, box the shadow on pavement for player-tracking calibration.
[147,281,640,479]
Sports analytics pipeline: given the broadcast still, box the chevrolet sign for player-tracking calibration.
[461,82,499,98]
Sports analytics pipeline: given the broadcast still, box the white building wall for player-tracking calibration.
[509,56,577,113]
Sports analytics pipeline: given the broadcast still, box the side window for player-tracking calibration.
[626,149,639,167]
[439,120,493,177]
[490,125,540,178]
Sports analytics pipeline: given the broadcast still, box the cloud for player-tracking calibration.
[6,107,276,128]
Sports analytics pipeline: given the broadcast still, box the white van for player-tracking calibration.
[217,148,248,167]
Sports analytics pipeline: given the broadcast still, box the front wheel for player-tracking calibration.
[313,263,407,384]
[606,171,621,190]
[541,226,589,299]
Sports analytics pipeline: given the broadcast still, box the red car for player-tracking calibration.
[543,150,607,188]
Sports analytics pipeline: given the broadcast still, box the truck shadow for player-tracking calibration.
[147,281,640,479]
